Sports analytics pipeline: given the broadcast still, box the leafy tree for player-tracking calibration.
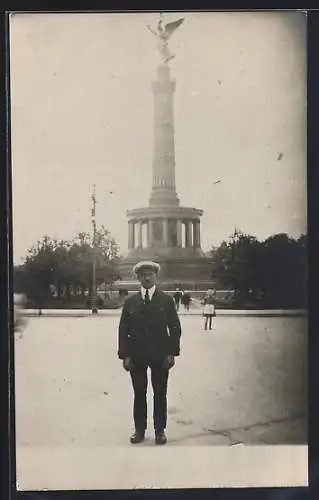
[16,235,59,307]
[212,229,263,300]
[212,230,307,308]
[72,226,120,292]
[260,233,307,308]
[13,227,121,308]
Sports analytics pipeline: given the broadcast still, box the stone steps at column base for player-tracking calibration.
[124,246,207,260]
[118,252,214,285]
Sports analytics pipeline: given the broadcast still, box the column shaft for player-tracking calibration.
[147,220,154,247]
[138,221,143,248]
[176,220,182,247]
[128,222,133,249]
[193,220,200,248]
[131,221,136,249]
[186,220,193,248]
[163,219,169,246]
[197,221,201,247]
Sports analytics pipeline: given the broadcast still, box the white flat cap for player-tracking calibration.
[133,261,161,275]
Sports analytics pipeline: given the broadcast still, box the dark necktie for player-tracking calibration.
[144,289,150,306]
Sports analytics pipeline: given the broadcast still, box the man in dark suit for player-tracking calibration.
[118,261,181,445]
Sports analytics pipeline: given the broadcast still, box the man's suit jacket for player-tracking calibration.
[118,289,181,361]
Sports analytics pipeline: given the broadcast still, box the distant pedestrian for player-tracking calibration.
[202,288,216,330]
[173,288,183,311]
[182,292,191,311]
[14,293,28,338]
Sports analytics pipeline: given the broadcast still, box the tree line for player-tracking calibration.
[212,230,307,309]
[13,226,121,309]
[13,226,307,310]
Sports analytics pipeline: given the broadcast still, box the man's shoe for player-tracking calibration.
[155,431,167,445]
[130,430,145,444]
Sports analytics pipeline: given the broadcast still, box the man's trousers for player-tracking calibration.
[129,358,169,433]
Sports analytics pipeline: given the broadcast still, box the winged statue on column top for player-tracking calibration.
[147,16,185,64]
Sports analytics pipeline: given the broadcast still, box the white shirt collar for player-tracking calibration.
[141,285,156,301]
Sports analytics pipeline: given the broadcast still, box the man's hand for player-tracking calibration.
[123,357,134,372]
[163,355,175,370]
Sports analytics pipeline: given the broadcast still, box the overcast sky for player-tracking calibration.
[10,11,307,264]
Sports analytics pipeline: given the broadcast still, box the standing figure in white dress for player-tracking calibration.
[202,288,216,331]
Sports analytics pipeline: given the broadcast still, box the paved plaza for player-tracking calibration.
[14,313,307,489]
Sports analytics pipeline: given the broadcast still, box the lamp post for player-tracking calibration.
[91,184,98,314]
